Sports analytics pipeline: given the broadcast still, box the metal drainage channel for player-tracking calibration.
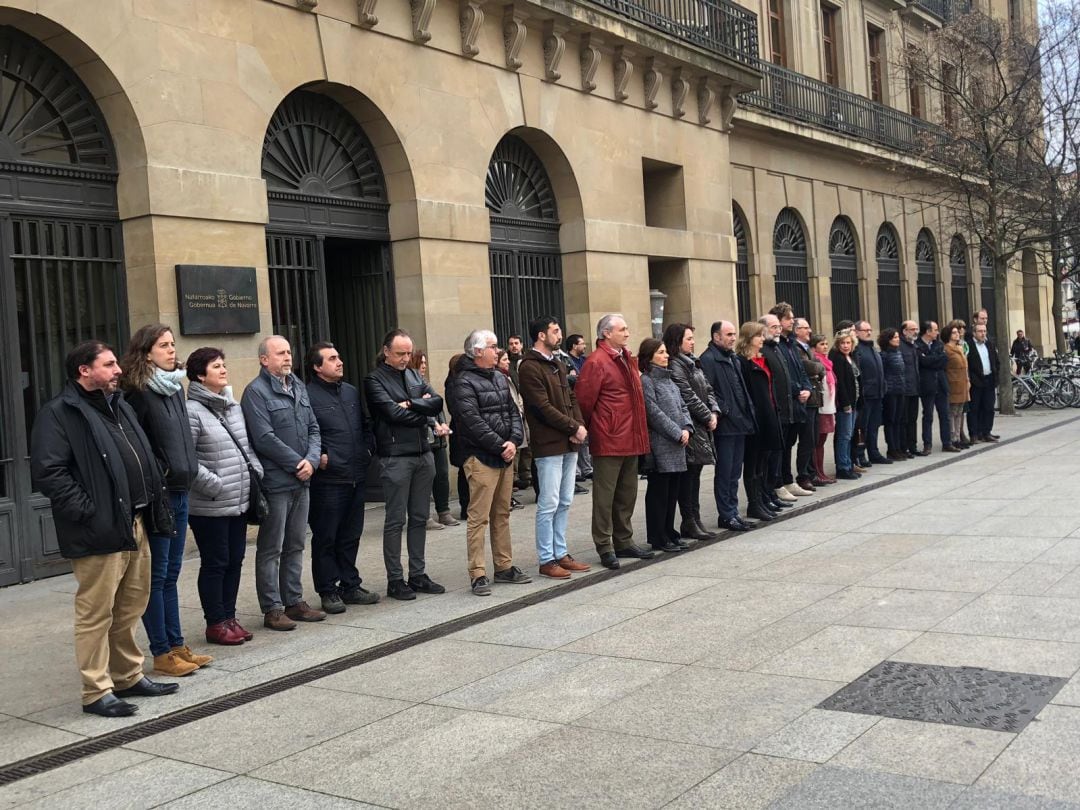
[1,412,1076,787]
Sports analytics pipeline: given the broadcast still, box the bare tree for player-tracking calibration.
[898,0,1080,412]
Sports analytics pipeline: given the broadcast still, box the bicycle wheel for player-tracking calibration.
[1043,379,1067,409]
[1056,377,1080,408]
[1013,377,1034,409]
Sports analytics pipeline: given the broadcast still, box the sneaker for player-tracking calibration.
[284,601,327,622]
[263,609,297,631]
[471,576,493,596]
[426,517,445,531]
[321,593,347,614]
[152,651,198,677]
[494,565,532,584]
[557,555,591,572]
[387,579,416,601]
[171,645,213,668]
[539,561,571,579]
[437,511,460,526]
[408,573,446,594]
[510,497,524,511]
[342,587,380,605]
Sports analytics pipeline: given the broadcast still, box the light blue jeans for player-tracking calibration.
[834,409,855,473]
[534,453,578,565]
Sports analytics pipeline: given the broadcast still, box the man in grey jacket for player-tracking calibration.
[242,335,324,630]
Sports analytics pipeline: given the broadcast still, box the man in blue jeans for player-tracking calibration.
[518,316,593,579]
[700,320,756,531]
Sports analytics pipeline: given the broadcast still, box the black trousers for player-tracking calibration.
[921,389,951,449]
[646,471,682,547]
[969,383,996,438]
[904,395,920,453]
[432,444,450,514]
[795,410,817,481]
[883,393,905,453]
[308,481,366,596]
[189,514,247,626]
[743,440,770,504]
[780,423,800,485]
[677,463,703,525]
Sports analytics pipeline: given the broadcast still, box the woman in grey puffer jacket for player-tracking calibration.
[186,348,263,647]
[638,338,693,554]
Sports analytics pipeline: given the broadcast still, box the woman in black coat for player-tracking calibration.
[737,322,783,521]
[878,329,907,460]
[829,330,861,480]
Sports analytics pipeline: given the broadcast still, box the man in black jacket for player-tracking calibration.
[916,321,955,454]
[700,320,756,531]
[31,341,179,718]
[450,329,528,596]
[967,323,1001,442]
[899,321,921,458]
[854,320,890,466]
[772,304,814,497]
[306,342,380,614]
[364,329,447,601]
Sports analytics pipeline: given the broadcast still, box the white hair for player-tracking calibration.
[464,329,497,356]
[596,313,625,341]
[258,334,289,358]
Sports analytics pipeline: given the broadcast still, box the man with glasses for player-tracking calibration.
[854,320,890,466]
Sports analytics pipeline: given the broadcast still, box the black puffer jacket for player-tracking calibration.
[31,382,173,558]
[882,347,905,395]
[668,352,717,466]
[126,387,198,491]
[308,376,374,486]
[448,356,524,468]
[364,363,443,457]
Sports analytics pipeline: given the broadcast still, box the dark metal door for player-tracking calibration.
[980,248,995,330]
[489,247,564,343]
[773,209,810,319]
[916,230,939,325]
[828,219,859,329]
[324,239,395,386]
[734,207,751,324]
[950,236,970,324]
[266,231,328,354]
[876,225,903,330]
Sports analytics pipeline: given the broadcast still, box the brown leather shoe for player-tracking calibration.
[558,555,591,572]
[263,609,297,631]
[152,651,198,677]
[539,561,571,579]
[284,601,326,622]
[171,645,213,668]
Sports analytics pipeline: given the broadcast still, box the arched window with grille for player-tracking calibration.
[486,135,564,342]
[949,235,969,324]
[876,224,903,329]
[773,208,809,317]
[829,218,859,329]
[980,247,995,330]
[915,229,939,325]
[733,204,751,323]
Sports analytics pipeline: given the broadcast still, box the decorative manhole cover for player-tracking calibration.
[818,660,1066,733]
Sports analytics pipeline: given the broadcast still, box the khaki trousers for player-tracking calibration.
[463,457,514,580]
[590,455,640,554]
[69,516,151,704]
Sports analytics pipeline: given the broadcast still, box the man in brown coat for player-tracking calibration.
[518,316,593,579]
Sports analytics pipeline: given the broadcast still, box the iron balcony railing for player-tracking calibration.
[741,59,938,153]
[913,0,972,21]
[591,0,760,67]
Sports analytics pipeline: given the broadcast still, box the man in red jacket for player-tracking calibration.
[575,314,654,569]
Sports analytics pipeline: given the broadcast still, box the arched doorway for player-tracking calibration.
[980,247,995,332]
[263,89,395,385]
[0,26,123,584]
[733,203,752,324]
[486,134,564,342]
[773,208,809,317]
[950,235,970,324]
[876,224,902,329]
[915,229,939,325]
[828,217,859,329]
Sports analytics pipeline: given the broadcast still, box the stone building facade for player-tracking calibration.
[0,0,1049,584]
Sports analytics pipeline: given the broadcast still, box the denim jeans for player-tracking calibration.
[142,491,188,656]
[834,409,855,473]
[188,514,247,625]
[534,453,577,565]
[255,488,310,614]
[309,481,365,597]
[713,433,745,521]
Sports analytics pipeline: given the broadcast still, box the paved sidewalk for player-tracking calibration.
[1,408,1078,807]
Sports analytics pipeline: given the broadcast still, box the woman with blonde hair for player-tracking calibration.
[828,329,860,480]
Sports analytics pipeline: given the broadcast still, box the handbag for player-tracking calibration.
[216,415,270,525]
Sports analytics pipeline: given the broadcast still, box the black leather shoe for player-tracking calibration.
[614,544,655,559]
[747,504,774,521]
[651,541,683,552]
[836,470,861,480]
[408,574,446,594]
[113,677,179,699]
[736,517,756,530]
[988,433,1000,440]
[83,693,138,717]
[720,517,751,532]
[387,579,416,601]
[915,448,931,457]
[869,455,893,465]
[943,445,961,453]
[599,551,620,570]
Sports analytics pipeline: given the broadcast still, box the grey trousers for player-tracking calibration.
[381,453,435,582]
[255,488,310,614]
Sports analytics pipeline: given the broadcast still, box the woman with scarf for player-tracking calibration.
[811,334,837,485]
[120,325,210,675]
[663,323,719,542]
[737,322,784,520]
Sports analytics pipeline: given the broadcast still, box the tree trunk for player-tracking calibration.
[995,257,1015,415]
[1051,269,1065,354]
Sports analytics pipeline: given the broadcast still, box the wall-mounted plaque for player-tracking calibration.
[176,265,260,335]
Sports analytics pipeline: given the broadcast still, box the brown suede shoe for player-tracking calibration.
[284,601,327,622]
[152,651,198,677]
[264,609,297,631]
[539,561,571,579]
[171,645,213,668]
[558,555,591,572]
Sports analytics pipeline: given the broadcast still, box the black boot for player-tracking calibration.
[691,515,719,541]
